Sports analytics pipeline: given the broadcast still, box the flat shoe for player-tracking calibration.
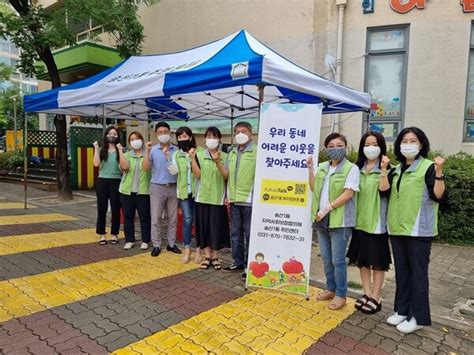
[200,258,211,269]
[316,290,336,301]
[328,296,346,310]
[98,235,107,245]
[355,294,371,310]
[110,235,119,244]
[361,298,382,314]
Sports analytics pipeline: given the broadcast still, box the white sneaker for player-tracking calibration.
[396,317,423,333]
[140,242,149,250]
[123,242,135,250]
[387,312,407,326]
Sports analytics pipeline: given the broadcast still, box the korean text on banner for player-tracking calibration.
[246,103,322,297]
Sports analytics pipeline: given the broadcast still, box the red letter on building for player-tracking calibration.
[461,0,474,12]
[390,0,427,14]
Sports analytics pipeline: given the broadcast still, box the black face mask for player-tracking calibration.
[106,136,118,144]
[178,140,191,152]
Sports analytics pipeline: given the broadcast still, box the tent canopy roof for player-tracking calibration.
[24,30,371,120]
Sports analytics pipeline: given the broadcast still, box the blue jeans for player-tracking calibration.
[230,204,252,267]
[180,195,194,248]
[316,227,352,297]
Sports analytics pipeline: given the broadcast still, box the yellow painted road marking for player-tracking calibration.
[0,253,198,323]
[0,213,77,225]
[0,203,36,209]
[0,228,99,256]
[114,288,355,354]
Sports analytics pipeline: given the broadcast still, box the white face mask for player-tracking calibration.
[206,138,219,150]
[130,139,143,150]
[363,146,381,160]
[235,132,249,145]
[400,143,420,160]
[158,134,170,144]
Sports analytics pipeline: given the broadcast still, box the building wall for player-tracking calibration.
[337,0,474,154]
[138,0,474,154]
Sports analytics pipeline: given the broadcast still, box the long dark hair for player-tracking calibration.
[394,126,430,163]
[356,131,387,168]
[100,126,120,162]
[176,126,196,149]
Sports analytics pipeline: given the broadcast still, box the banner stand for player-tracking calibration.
[244,102,322,300]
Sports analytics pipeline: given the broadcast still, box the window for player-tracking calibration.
[365,26,409,139]
[465,24,474,141]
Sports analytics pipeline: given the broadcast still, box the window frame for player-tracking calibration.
[464,22,474,142]
[364,25,410,140]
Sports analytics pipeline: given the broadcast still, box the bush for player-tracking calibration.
[0,150,24,171]
[317,149,474,245]
[437,152,474,245]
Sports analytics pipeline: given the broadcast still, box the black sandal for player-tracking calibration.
[355,294,370,310]
[200,258,211,269]
[110,235,119,244]
[211,258,222,270]
[361,298,382,314]
[98,235,107,245]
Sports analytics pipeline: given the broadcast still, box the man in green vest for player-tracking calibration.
[222,122,257,276]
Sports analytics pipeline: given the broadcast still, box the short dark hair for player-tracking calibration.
[155,121,170,131]
[128,131,144,143]
[204,126,222,139]
[356,131,387,168]
[324,133,347,148]
[234,121,252,133]
[175,126,196,149]
[394,126,430,162]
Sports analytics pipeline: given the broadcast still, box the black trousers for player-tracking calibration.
[120,192,151,243]
[391,236,433,326]
[96,177,121,236]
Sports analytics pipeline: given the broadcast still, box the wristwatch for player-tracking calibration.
[435,174,445,181]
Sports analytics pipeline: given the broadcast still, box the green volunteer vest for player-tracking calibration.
[356,164,387,234]
[387,158,439,237]
[311,159,356,228]
[195,149,228,205]
[227,143,257,203]
[173,149,197,200]
[119,151,151,195]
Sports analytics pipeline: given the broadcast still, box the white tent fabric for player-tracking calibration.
[24,30,371,120]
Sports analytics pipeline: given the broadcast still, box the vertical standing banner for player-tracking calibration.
[246,103,322,298]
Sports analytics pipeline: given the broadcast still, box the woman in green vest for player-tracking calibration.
[93,126,122,245]
[347,131,391,315]
[380,127,447,334]
[307,133,360,310]
[168,126,201,264]
[190,127,230,270]
[118,131,151,251]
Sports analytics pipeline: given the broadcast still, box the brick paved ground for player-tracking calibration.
[0,182,472,354]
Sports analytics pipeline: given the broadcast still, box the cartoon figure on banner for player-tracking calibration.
[281,257,306,286]
[249,253,270,285]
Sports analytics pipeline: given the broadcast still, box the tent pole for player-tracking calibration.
[230,106,235,146]
[257,84,265,127]
[102,104,106,134]
[23,112,28,210]
[365,110,371,132]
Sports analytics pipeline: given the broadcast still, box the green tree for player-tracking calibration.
[0,0,155,200]
[0,63,12,81]
[0,87,38,134]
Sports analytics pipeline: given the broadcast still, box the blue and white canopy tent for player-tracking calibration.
[24,30,371,122]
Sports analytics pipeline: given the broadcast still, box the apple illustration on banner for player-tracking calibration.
[282,257,304,275]
[249,261,269,278]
